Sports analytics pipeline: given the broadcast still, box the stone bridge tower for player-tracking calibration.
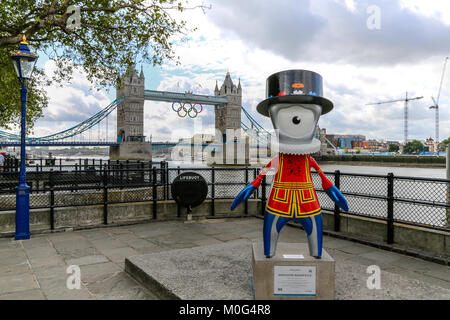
[211,72,249,165]
[214,72,242,142]
[110,65,152,160]
[116,65,145,142]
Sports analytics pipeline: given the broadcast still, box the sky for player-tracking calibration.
[23,0,450,143]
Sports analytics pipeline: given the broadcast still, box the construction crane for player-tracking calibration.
[366,92,423,144]
[429,56,448,147]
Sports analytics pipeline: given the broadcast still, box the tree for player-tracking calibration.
[388,144,399,152]
[403,140,424,154]
[0,0,202,131]
[442,137,450,150]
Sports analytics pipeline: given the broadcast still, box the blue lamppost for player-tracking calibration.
[10,35,38,240]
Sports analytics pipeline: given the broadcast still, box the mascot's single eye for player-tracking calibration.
[292,116,301,125]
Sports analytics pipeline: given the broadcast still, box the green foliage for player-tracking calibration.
[403,140,425,154]
[0,0,197,129]
[0,49,48,132]
[442,137,450,150]
[388,144,399,152]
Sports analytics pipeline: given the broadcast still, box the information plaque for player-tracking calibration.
[273,266,316,296]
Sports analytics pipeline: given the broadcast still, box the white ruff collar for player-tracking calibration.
[271,138,321,155]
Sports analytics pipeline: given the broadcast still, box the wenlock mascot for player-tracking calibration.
[231,70,348,259]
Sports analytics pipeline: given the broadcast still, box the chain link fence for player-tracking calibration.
[1,162,449,234]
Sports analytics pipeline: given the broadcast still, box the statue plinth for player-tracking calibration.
[252,242,335,300]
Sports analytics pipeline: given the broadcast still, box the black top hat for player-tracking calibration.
[256,69,334,117]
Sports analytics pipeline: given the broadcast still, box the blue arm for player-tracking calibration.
[231,184,256,211]
[325,185,349,212]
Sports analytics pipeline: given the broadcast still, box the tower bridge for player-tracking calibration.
[0,66,270,163]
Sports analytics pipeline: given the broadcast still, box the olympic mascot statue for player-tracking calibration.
[231,70,348,259]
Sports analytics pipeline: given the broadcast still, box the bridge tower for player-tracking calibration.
[116,65,145,142]
[110,65,152,160]
[214,72,242,141]
[211,72,249,165]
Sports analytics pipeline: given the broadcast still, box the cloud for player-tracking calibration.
[208,0,450,65]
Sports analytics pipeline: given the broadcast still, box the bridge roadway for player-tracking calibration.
[143,90,228,105]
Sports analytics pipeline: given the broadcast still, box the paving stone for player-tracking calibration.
[99,247,139,263]
[0,262,31,277]
[28,255,66,269]
[135,245,167,255]
[383,266,450,290]
[33,264,68,281]
[323,238,354,249]
[0,238,21,251]
[192,238,224,246]
[58,247,99,260]
[52,238,93,251]
[21,236,50,249]
[123,238,155,249]
[77,230,111,241]
[0,289,45,300]
[65,255,109,267]
[0,249,28,266]
[391,255,447,273]
[90,238,128,250]
[93,286,158,300]
[422,265,450,282]
[211,232,242,242]
[25,246,58,259]
[37,275,69,291]
[337,243,375,255]
[358,249,405,264]
[43,286,93,300]
[86,272,141,295]
[113,233,140,242]
[0,273,39,295]
[48,232,86,243]
[79,262,121,284]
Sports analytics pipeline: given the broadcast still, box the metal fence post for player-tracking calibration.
[211,167,215,216]
[177,166,181,218]
[387,172,395,244]
[261,175,267,216]
[103,166,108,225]
[334,170,341,232]
[244,166,249,215]
[446,143,450,228]
[49,169,55,230]
[152,166,157,219]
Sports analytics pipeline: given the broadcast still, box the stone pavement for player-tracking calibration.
[0,217,448,300]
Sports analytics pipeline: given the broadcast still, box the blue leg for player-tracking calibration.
[263,211,291,258]
[295,214,323,259]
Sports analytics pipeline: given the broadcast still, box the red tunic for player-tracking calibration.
[251,153,333,218]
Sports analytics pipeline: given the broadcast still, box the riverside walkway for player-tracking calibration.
[0,217,448,300]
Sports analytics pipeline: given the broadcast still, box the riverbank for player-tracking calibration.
[318,160,446,169]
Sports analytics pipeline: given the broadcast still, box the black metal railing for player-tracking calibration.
[0,163,449,245]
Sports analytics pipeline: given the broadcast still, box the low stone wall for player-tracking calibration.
[0,199,261,237]
[0,199,447,259]
[321,211,449,257]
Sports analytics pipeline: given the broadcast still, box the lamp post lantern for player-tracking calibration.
[10,35,38,240]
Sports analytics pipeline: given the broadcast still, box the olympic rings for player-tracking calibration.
[171,101,203,118]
